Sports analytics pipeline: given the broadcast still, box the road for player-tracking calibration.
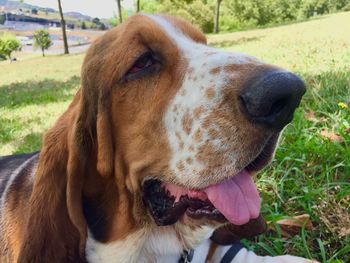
[20,40,91,55]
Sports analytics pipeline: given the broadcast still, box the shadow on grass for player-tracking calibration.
[0,76,80,155]
[0,76,80,108]
[209,36,264,48]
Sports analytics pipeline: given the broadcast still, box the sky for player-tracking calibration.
[24,0,135,19]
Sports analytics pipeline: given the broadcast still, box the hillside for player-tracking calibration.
[0,0,94,22]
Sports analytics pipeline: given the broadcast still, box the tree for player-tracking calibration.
[214,0,223,33]
[99,23,107,30]
[91,17,106,30]
[0,14,5,25]
[159,0,213,33]
[33,29,53,57]
[116,0,122,23]
[136,0,140,12]
[92,17,100,24]
[0,34,21,61]
[31,8,38,15]
[57,0,69,54]
[81,21,87,30]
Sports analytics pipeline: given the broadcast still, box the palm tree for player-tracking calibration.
[57,0,69,54]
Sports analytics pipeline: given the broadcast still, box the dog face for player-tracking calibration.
[81,14,305,229]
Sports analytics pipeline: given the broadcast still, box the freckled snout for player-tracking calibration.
[239,71,306,130]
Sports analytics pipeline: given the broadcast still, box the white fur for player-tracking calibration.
[86,228,316,263]
[86,229,148,263]
[230,248,316,263]
[86,224,214,263]
[147,15,262,187]
[85,223,213,263]
[0,154,38,253]
[0,154,37,209]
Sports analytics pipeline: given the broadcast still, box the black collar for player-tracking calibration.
[178,242,244,263]
[220,242,245,263]
[178,249,194,263]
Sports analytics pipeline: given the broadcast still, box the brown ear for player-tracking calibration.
[17,40,116,262]
[79,34,116,178]
[96,89,114,177]
[16,93,87,262]
[16,28,119,262]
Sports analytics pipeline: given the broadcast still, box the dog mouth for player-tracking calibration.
[142,135,278,227]
[143,180,227,226]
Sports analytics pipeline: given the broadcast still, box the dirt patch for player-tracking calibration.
[315,190,350,238]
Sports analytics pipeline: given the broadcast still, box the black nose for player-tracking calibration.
[239,71,306,130]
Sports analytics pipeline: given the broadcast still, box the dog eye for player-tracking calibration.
[123,51,161,82]
[128,52,156,74]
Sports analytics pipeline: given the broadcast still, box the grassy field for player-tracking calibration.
[1,11,349,262]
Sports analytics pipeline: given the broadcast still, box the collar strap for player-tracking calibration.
[220,242,245,263]
[179,249,194,263]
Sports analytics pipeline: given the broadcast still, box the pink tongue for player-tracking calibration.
[204,170,261,225]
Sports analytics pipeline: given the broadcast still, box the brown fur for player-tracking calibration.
[0,13,287,263]
[0,14,196,262]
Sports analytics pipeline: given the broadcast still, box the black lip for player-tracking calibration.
[142,180,225,226]
[245,134,279,173]
[186,206,226,222]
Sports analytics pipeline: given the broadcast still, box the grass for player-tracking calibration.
[0,54,84,153]
[1,11,349,262]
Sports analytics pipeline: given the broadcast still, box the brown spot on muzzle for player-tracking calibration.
[194,106,204,119]
[223,64,241,73]
[205,87,215,100]
[193,129,203,142]
[176,161,185,171]
[210,67,221,75]
[179,141,184,150]
[186,157,193,165]
[182,111,193,135]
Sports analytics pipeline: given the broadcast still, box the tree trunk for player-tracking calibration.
[136,0,140,12]
[214,0,222,33]
[42,47,45,57]
[116,0,122,24]
[57,0,69,54]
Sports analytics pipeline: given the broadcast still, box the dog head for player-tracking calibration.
[18,14,305,261]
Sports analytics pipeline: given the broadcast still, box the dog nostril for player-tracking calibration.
[269,97,288,116]
[240,94,289,118]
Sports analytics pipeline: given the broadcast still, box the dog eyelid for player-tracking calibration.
[127,51,159,75]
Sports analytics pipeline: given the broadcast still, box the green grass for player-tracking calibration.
[1,11,349,262]
[0,54,84,153]
[209,12,350,262]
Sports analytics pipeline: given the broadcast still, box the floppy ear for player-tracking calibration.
[17,36,116,263]
[16,93,88,262]
[79,35,116,178]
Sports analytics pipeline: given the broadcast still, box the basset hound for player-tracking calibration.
[0,14,315,263]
